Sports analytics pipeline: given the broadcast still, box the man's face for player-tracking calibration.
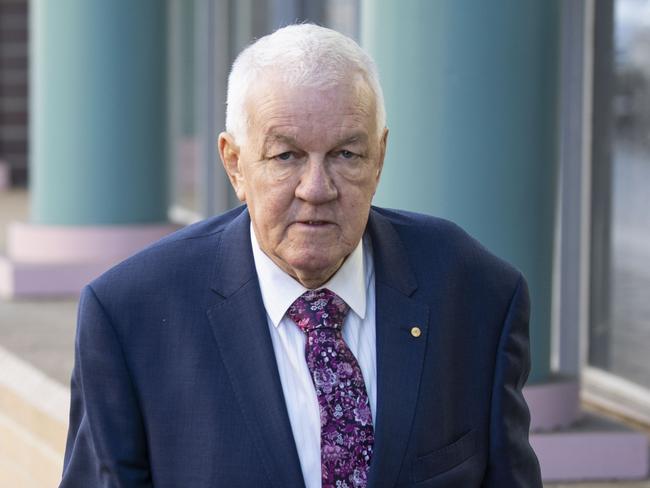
[219,75,387,289]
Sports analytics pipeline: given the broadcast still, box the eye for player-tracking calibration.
[337,150,358,160]
[273,151,295,162]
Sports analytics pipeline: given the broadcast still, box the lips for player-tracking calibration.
[294,220,335,227]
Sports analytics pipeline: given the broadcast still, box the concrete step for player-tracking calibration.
[0,346,68,487]
[532,412,649,482]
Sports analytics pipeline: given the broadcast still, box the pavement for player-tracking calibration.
[0,296,77,386]
[0,189,649,487]
[0,190,78,386]
[546,485,650,488]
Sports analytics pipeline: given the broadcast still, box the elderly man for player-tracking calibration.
[61,24,541,488]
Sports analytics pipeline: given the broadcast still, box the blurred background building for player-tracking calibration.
[0,0,28,187]
[0,0,649,486]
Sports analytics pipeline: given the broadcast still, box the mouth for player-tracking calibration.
[294,220,335,228]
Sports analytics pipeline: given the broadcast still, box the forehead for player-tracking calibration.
[244,75,377,144]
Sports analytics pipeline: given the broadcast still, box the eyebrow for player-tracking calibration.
[262,134,299,151]
[336,132,369,146]
[262,131,369,152]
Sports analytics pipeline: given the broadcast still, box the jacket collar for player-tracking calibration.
[365,208,430,488]
[207,207,429,488]
[209,206,419,298]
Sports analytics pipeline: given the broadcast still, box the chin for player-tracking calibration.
[287,253,341,279]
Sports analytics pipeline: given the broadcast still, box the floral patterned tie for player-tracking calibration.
[287,288,374,488]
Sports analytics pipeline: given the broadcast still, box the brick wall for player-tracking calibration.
[0,0,29,187]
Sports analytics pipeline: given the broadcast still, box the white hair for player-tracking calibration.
[225,23,386,143]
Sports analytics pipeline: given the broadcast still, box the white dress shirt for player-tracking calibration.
[250,225,377,488]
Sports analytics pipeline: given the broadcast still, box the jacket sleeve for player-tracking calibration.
[60,285,153,488]
[482,274,543,487]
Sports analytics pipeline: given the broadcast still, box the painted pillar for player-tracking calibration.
[30,0,168,225]
[362,0,560,383]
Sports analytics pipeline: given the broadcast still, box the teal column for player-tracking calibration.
[363,0,560,383]
[30,0,168,225]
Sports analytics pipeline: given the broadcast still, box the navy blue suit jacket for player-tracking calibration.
[60,206,542,487]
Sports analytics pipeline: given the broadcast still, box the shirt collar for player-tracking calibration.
[250,223,367,327]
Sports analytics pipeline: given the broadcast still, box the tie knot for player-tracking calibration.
[287,288,350,333]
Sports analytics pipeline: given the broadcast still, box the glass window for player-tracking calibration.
[589,0,650,390]
[167,0,361,223]
[168,0,201,221]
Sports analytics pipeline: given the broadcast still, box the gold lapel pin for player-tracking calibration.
[410,326,421,338]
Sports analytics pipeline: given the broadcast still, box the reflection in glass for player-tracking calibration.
[590,0,650,389]
[167,0,360,222]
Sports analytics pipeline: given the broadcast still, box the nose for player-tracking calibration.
[295,156,338,204]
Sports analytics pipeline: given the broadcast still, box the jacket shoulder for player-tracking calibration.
[370,206,522,286]
[88,205,246,302]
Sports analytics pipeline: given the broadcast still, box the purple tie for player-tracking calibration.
[287,288,374,488]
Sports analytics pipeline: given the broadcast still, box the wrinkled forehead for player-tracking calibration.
[243,71,378,138]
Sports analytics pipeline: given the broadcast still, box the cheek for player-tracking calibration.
[342,179,377,209]
[262,186,294,213]
[339,191,374,234]
[249,186,295,233]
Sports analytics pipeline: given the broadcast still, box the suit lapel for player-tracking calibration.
[206,209,305,488]
[204,208,428,487]
[366,209,430,488]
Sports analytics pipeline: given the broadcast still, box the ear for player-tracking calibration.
[218,132,247,202]
[375,127,389,184]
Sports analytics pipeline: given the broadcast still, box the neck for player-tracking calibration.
[289,264,342,290]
